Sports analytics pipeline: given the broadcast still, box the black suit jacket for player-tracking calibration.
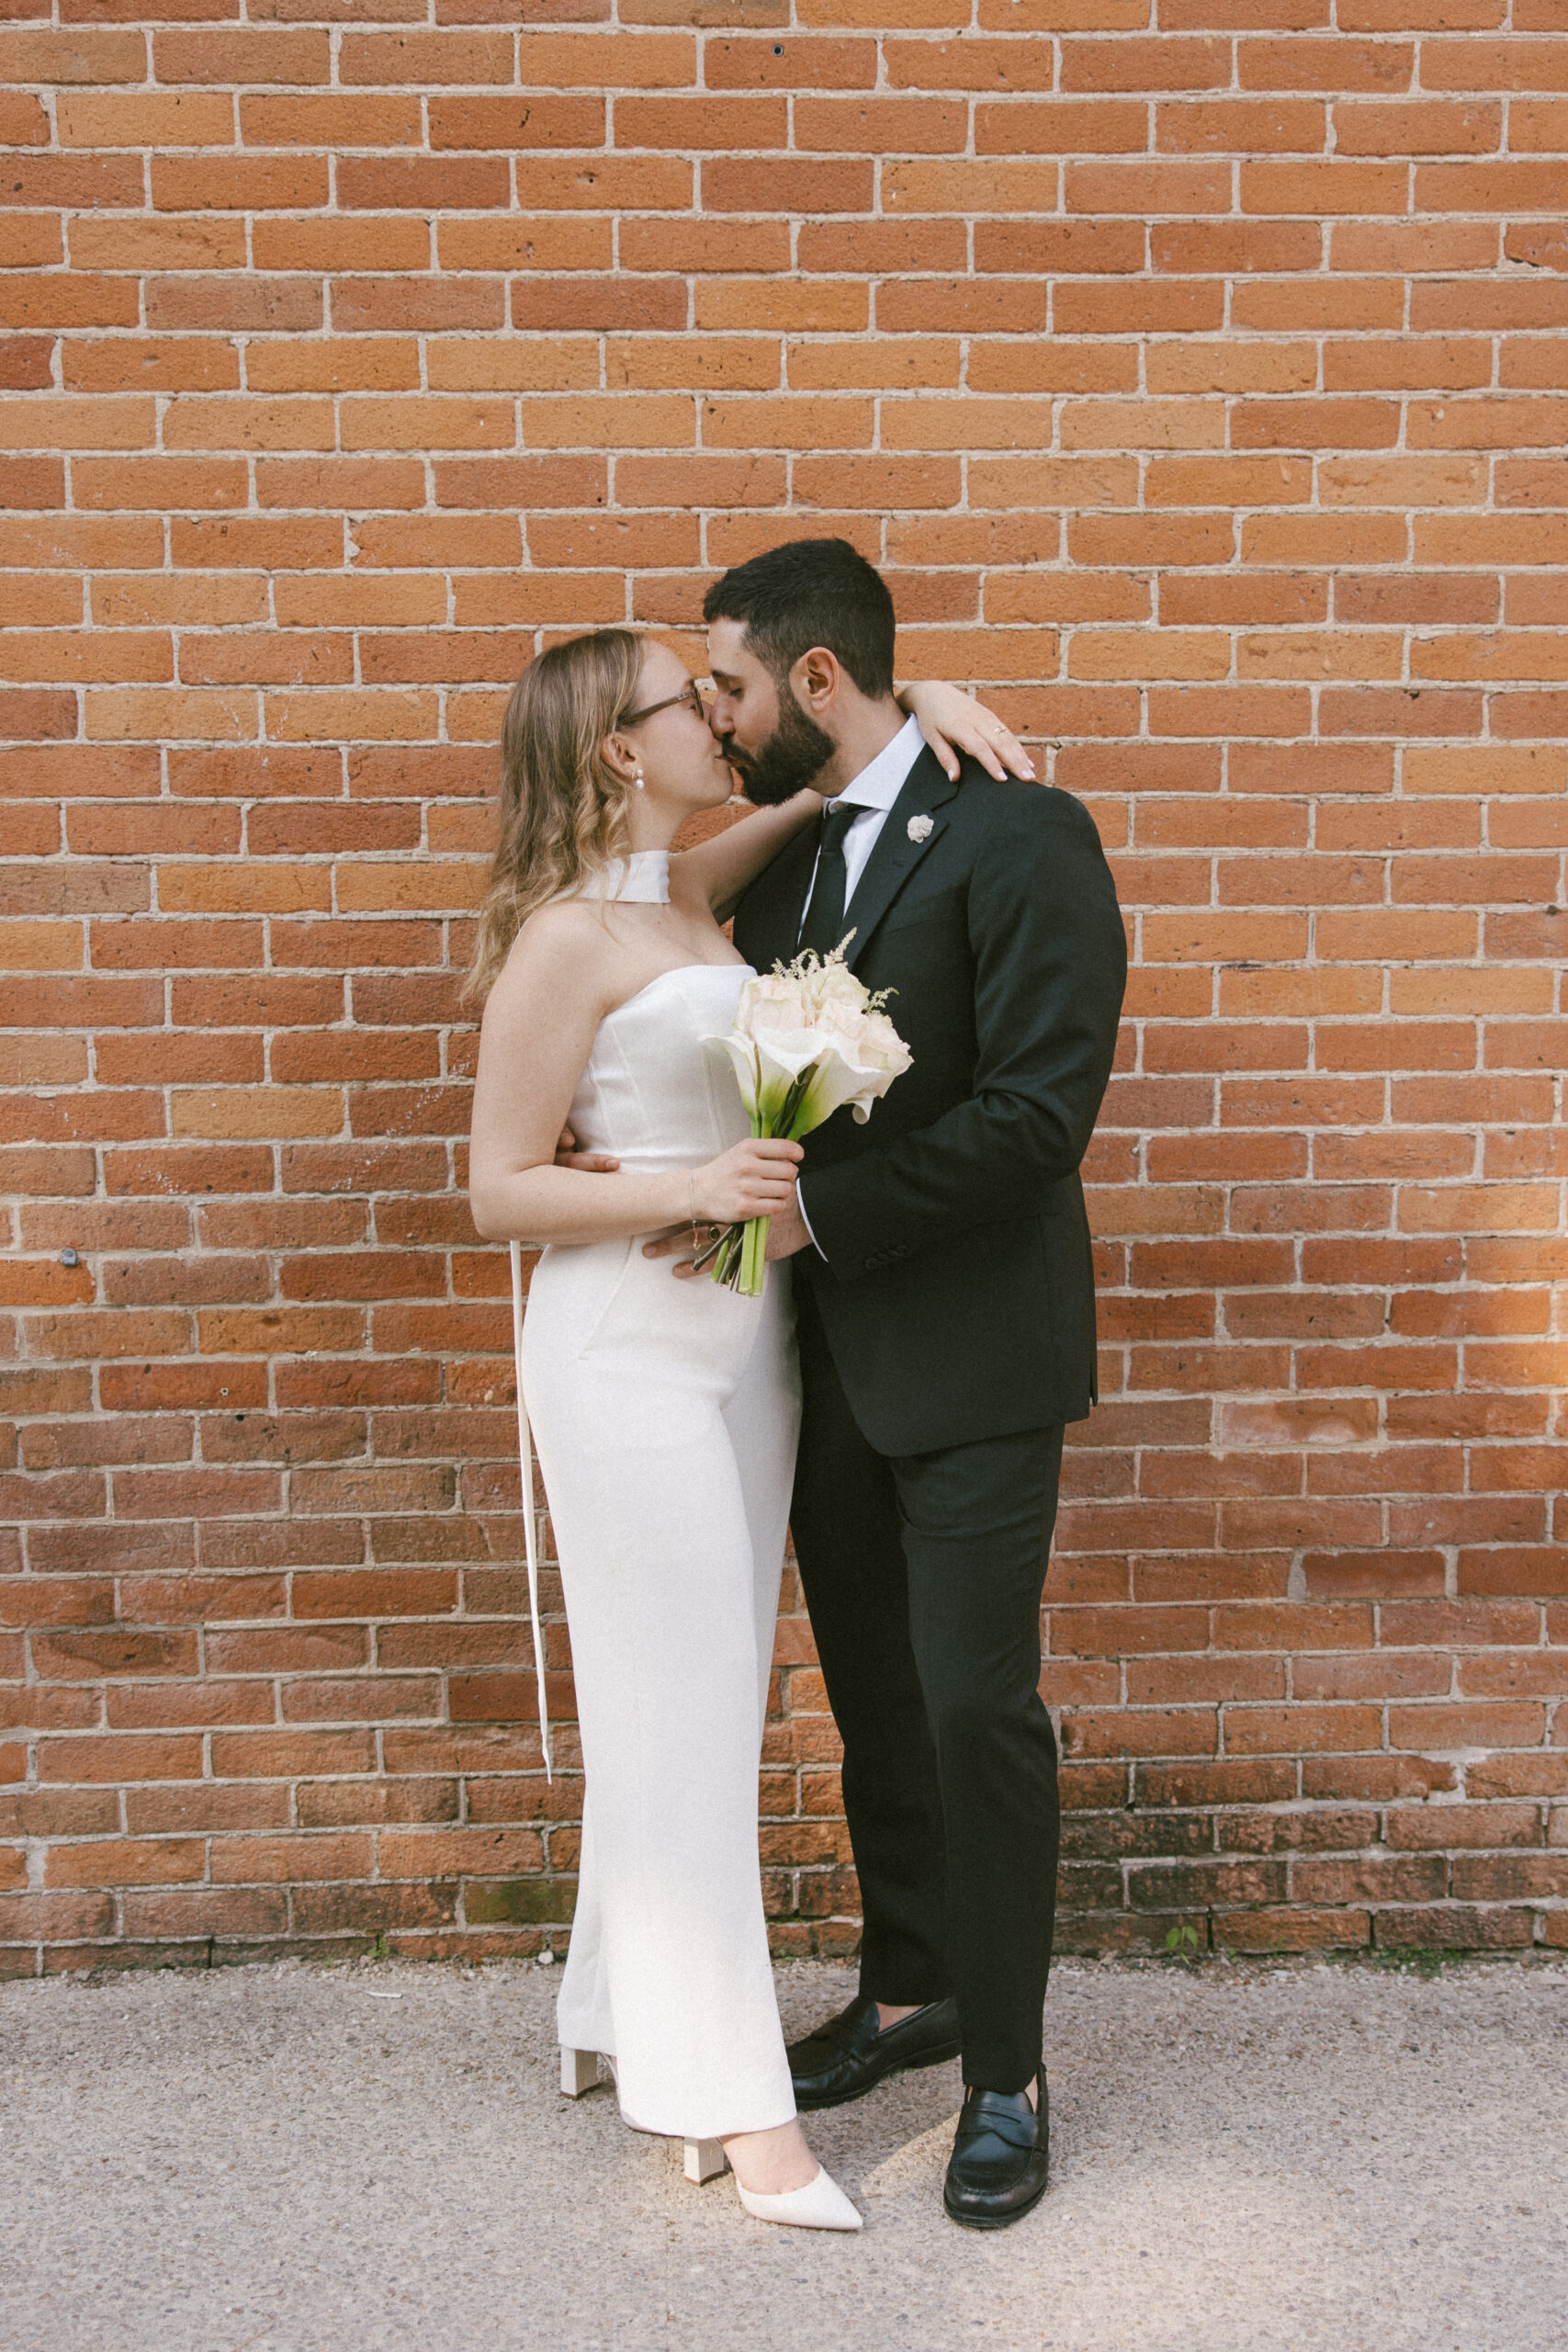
[732,746,1126,1455]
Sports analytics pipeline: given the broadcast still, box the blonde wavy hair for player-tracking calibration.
[465,628,648,1006]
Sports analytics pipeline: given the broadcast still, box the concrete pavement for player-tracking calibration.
[3,1953,1564,2352]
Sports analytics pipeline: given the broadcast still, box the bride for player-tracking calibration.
[467,627,1029,2233]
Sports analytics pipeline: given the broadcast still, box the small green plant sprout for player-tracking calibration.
[1165,1921,1201,1962]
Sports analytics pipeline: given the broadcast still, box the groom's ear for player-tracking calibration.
[791,645,844,719]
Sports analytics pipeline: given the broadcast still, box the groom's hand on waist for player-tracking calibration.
[554,1125,619,1173]
[642,1225,702,1280]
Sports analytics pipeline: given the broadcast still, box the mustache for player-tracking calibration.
[720,742,768,790]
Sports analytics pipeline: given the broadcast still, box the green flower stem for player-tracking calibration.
[740,1094,770,1296]
[709,1060,819,1295]
[739,1213,768,1298]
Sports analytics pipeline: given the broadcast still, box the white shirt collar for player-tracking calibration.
[829,713,925,814]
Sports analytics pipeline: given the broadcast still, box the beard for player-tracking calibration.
[725,690,836,807]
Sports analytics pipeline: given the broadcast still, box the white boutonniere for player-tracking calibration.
[907,815,933,843]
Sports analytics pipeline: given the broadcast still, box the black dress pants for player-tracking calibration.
[789,1281,1064,2095]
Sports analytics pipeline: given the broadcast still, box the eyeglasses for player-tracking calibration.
[620,679,708,728]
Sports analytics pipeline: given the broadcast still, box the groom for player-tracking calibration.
[703,538,1125,2227]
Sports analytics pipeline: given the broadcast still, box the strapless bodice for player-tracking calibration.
[563,964,753,1175]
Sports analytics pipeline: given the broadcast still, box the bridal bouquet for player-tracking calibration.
[702,940,913,1296]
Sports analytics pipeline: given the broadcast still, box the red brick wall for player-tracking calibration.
[3,1,1566,1977]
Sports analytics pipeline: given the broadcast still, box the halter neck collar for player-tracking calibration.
[560,850,670,906]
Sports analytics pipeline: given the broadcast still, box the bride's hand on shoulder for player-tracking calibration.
[898,682,1036,785]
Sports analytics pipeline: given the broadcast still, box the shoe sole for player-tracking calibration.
[793,2039,963,2111]
[942,2171,1050,2231]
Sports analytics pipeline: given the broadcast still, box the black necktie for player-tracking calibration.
[797,803,860,958]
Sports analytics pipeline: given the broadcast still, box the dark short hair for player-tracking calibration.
[703,537,897,699]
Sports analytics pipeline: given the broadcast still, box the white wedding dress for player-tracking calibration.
[519,853,801,2141]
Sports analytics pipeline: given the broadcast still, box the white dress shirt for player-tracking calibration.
[798,713,927,935]
[795,714,927,1259]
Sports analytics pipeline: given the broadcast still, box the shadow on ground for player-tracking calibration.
[3,1954,1564,2352]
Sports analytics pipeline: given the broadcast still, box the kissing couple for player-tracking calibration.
[468,538,1126,2233]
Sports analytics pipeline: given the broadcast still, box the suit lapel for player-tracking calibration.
[840,745,958,974]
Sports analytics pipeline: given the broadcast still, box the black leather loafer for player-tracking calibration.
[942,2069,1049,2229]
[786,1993,961,2111]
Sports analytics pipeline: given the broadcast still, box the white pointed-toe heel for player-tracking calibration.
[560,2046,602,2098]
[683,2138,727,2184]
[735,2165,863,2233]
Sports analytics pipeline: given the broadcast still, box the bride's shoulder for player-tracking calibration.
[491,898,617,1014]
[517,893,605,948]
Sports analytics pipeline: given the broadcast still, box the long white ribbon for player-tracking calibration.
[509,1238,552,1783]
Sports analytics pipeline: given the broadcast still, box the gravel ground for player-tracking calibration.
[2,1953,1564,2352]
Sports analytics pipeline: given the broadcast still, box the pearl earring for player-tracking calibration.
[634,770,645,790]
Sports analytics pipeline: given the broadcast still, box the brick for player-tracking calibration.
[238,95,423,149]
[1158,98,1326,151]
[151,157,329,214]
[979,101,1148,152]
[703,157,871,212]
[337,29,513,84]
[0,93,49,145]
[1227,1706,1383,1755]
[515,155,692,210]
[704,37,876,89]
[877,278,1049,335]
[152,30,330,85]
[615,94,785,148]
[430,96,606,150]
[46,1839,206,1890]
[1061,37,1231,92]
[1503,220,1568,275]
[515,33,694,85]
[0,29,147,84]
